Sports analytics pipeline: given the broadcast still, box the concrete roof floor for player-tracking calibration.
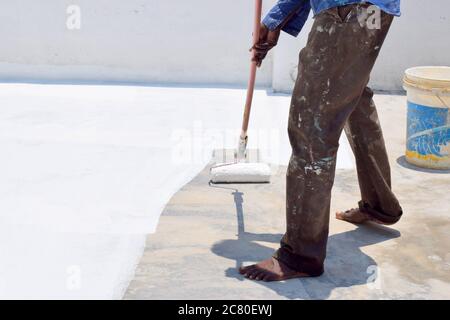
[125,93,450,300]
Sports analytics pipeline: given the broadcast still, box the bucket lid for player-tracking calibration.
[404,66,450,92]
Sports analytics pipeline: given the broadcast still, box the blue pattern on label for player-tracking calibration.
[407,102,450,157]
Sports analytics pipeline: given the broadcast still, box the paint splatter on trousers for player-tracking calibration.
[274,4,403,275]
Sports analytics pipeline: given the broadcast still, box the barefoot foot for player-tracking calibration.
[239,257,311,282]
[336,208,388,225]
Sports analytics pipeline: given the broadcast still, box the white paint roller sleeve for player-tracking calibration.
[210,163,271,183]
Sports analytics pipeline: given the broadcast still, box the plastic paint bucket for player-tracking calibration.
[403,66,450,169]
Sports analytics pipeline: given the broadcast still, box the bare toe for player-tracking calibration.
[254,270,267,281]
[239,265,254,275]
[248,271,259,280]
[246,268,260,279]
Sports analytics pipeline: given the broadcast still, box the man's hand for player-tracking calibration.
[252,23,281,67]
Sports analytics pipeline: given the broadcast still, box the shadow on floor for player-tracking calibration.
[211,189,401,300]
[396,156,450,174]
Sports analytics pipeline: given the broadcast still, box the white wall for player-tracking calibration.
[0,0,449,91]
[0,0,275,86]
[272,0,450,92]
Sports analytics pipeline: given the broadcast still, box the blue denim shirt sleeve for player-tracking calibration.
[262,0,312,37]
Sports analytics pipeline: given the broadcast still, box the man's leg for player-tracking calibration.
[336,87,403,225]
[240,4,394,281]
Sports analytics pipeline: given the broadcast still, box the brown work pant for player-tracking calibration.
[274,4,403,276]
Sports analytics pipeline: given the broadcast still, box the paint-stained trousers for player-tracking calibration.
[274,4,403,275]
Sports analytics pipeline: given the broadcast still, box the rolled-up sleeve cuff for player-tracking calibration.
[262,6,286,31]
[262,15,301,37]
[262,1,310,37]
